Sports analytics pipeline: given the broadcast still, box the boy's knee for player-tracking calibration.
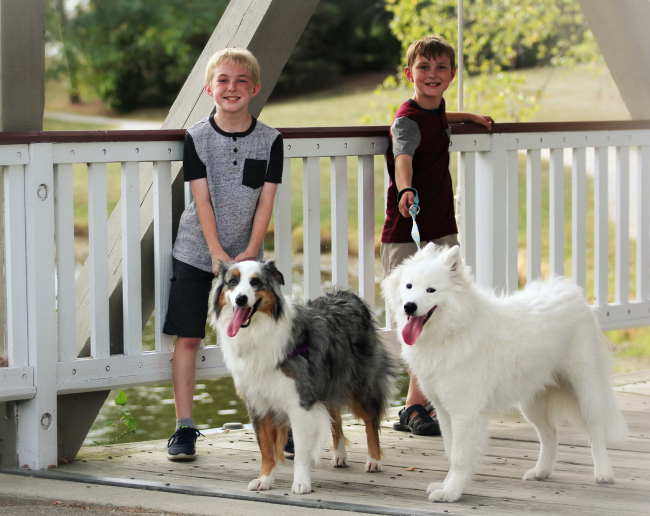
[175,337,201,352]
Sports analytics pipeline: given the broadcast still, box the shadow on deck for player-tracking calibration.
[5,371,650,516]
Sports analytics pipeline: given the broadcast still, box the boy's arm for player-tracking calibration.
[395,154,416,218]
[234,133,284,261]
[191,178,231,273]
[234,182,278,261]
[447,111,494,130]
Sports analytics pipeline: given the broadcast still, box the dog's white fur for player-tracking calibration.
[382,244,627,503]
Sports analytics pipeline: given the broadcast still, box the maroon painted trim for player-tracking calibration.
[1,120,649,144]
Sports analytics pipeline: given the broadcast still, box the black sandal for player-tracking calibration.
[393,404,441,436]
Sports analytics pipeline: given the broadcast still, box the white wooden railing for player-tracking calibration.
[1,120,649,468]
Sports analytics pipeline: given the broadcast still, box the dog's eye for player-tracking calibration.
[406,283,412,289]
[249,277,261,288]
[227,278,238,287]
[426,287,436,293]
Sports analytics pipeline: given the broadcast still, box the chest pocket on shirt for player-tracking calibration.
[242,159,267,189]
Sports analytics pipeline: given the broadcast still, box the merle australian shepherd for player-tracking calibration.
[208,260,395,494]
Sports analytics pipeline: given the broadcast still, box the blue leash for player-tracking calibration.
[397,187,421,249]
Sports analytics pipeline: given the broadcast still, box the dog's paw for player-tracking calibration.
[426,482,441,494]
[595,473,615,484]
[332,453,348,468]
[291,479,312,494]
[428,487,462,503]
[248,475,273,491]
[365,458,382,472]
[523,467,551,481]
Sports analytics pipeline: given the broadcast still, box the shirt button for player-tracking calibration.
[233,148,238,153]
[233,160,237,165]
[232,137,237,142]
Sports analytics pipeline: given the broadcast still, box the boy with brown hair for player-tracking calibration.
[381,35,493,435]
[164,48,283,460]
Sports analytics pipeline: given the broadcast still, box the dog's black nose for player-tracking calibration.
[404,302,417,316]
[235,294,248,307]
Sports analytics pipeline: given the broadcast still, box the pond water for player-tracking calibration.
[86,373,409,446]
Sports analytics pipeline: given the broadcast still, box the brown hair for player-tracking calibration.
[406,35,456,69]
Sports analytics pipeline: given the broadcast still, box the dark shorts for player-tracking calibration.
[163,258,215,339]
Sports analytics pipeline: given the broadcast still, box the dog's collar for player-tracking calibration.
[287,342,309,358]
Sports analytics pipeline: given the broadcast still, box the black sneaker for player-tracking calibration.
[167,427,202,461]
[283,429,294,460]
[392,404,441,436]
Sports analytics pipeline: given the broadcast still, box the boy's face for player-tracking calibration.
[405,53,455,108]
[206,59,260,115]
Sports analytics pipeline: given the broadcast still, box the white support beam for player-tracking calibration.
[578,0,650,119]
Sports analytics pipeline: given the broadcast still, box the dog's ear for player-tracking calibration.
[263,260,285,286]
[421,242,438,256]
[442,245,462,273]
[207,273,226,325]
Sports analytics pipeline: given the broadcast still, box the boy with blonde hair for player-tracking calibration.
[381,35,493,435]
[164,48,283,460]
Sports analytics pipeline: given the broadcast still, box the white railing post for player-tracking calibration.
[615,146,630,304]
[505,149,519,292]
[474,135,507,291]
[302,156,320,300]
[458,152,477,273]
[594,145,609,306]
[549,148,565,276]
[330,156,348,288]
[273,158,292,294]
[357,155,375,305]
[121,162,142,355]
[4,164,29,368]
[17,142,58,469]
[526,148,542,281]
[88,162,110,359]
[55,164,77,362]
[637,145,650,302]
[153,161,173,351]
[571,147,587,290]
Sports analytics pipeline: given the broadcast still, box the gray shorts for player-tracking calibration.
[380,234,459,276]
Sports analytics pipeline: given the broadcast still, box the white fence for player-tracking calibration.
[1,121,649,468]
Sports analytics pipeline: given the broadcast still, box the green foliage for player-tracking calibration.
[273,0,400,97]
[383,0,601,121]
[111,390,137,441]
[50,0,227,111]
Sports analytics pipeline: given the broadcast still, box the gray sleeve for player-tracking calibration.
[391,116,420,157]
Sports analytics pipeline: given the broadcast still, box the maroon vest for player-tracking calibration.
[381,99,457,243]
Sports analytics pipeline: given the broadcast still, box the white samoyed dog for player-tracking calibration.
[382,243,627,503]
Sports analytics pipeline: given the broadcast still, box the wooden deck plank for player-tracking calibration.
[59,390,650,515]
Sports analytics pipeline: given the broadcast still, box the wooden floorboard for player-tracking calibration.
[58,389,650,515]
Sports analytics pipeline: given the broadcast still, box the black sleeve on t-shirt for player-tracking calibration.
[265,134,284,184]
[182,132,206,181]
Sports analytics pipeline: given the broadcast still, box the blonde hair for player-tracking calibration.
[406,35,456,70]
[204,48,261,87]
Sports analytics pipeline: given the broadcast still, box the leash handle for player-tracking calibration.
[397,187,421,249]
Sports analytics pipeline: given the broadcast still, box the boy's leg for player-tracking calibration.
[172,337,202,421]
[163,258,213,460]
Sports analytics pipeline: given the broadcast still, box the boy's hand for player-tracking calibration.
[211,252,231,275]
[471,114,494,131]
[398,190,415,218]
[234,250,257,262]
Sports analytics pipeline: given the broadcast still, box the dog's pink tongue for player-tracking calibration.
[227,306,252,337]
[402,316,426,345]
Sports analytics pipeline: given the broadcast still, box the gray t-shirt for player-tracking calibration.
[391,116,421,157]
[172,114,283,272]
